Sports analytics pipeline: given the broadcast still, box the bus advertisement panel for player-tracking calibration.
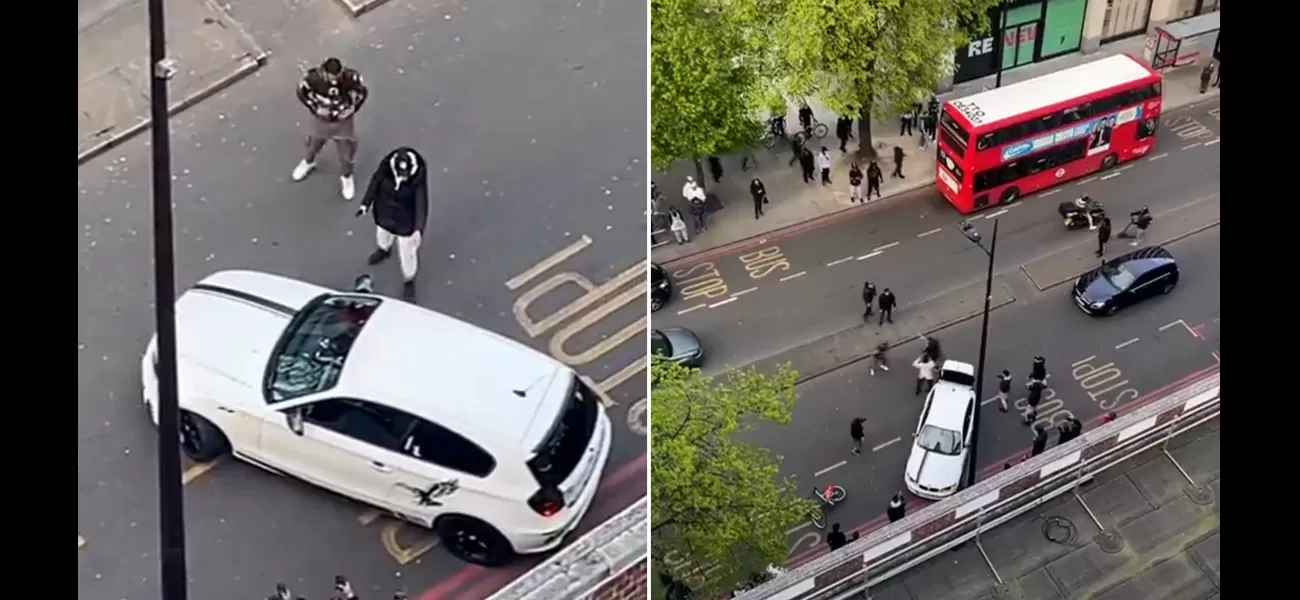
[934,54,1163,214]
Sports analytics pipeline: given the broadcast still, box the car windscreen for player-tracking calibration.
[527,377,599,486]
[1101,263,1138,290]
[916,424,962,456]
[940,370,975,387]
[651,330,672,357]
[265,294,381,403]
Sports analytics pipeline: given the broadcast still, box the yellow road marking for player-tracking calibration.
[78,535,86,549]
[380,522,439,565]
[181,459,222,485]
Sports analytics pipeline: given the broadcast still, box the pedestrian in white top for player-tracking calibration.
[913,355,937,396]
[668,208,689,244]
[682,176,705,203]
[818,147,833,186]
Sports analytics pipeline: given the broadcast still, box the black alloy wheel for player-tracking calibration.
[438,516,513,567]
[179,411,230,462]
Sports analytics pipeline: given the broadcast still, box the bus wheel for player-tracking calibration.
[1000,188,1020,204]
[1101,154,1119,170]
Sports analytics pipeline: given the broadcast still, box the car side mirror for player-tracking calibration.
[285,409,305,436]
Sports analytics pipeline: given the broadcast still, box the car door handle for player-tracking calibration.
[215,406,236,414]
[369,461,393,473]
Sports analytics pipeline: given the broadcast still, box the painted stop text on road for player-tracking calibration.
[738,246,791,279]
[674,262,729,301]
[1164,114,1216,141]
[1012,353,1140,429]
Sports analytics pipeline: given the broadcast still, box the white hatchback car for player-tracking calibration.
[140,270,613,566]
[904,360,977,500]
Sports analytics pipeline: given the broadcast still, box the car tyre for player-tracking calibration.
[651,297,664,313]
[1101,154,1119,170]
[1105,304,1119,316]
[179,411,230,462]
[1000,187,1020,204]
[437,515,514,567]
[1160,281,1175,294]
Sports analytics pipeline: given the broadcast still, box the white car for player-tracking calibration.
[904,360,977,500]
[140,270,613,566]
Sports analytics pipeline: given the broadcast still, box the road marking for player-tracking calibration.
[779,271,808,282]
[1211,351,1220,362]
[981,395,999,406]
[505,235,593,290]
[814,460,847,477]
[1114,337,1140,350]
[1204,137,1220,146]
[787,522,812,536]
[380,522,439,565]
[1077,177,1097,186]
[731,287,758,298]
[1148,152,1169,161]
[873,437,902,452]
[1071,355,1096,367]
[1100,172,1122,181]
[1117,164,1135,172]
[78,535,86,549]
[873,242,900,252]
[826,256,855,267]
[857,251,884,261]
[917,228,942,238]
[709,297,738,309]
[677,304,707,315]
[181,459,222,485]
[1039,189,1061,197]
[1181,142,1202,150]
[985,209,1009,219]
[1159,319,1194,334]
[358,509,382,525]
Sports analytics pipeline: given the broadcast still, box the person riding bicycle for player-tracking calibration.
[769,113,787,139]
[798,103,814,133]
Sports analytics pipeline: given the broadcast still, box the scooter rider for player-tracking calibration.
[1075,195,1105,230]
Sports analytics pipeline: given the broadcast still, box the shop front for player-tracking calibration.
[952,0,1089,84]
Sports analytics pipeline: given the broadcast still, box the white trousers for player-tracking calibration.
[376,226,421,281]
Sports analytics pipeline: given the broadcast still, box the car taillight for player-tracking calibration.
[527,487,566,518]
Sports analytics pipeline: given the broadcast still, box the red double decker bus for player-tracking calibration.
[935,54,1163,214]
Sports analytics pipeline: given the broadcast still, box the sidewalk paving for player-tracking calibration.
[77,0,269,163]
[651,34,1222,264]
[872,417,1220,600]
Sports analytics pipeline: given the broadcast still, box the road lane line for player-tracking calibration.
[709,297,739,308]
[1181,142,1202,150]
[1071,355,1096,367]
[677,304,707,315]
[1039,189,1061,197]
[1158,319,1185,332]
[826,256,855,267]
[181,459,222,485]
[1204,137,1220,146]
[981,396,998,406]
[917,228,942,238]
[1077,177,1097,186]
[78,535,86,549]
[1211,351,1220,362]
[814,460,847,477]
[1148,152,1169,161]
[985,209,1009,219]
[1115,337,1140,350]
[1117,164,1135,172]
[780,271,808,282]
[1100,172,1122,181]
[787,522,812,536]
[731,287,758,298]
[857,251,884,261]
[873,242,900,252]
[872,437,902,452]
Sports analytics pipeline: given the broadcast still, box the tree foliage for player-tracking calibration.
[651,0,766,172]
[651,357,811,596]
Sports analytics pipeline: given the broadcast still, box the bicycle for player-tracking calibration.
[792,119,830,146]
[809,484,847,529]
[760,116,788,149]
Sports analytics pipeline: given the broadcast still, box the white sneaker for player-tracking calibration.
[880,364,889,371]
[291,160,316,182]
[340,175,356,200]
[1130,241,1139,246]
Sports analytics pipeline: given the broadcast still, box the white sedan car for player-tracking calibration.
[904,360,977,500]
[140,270,613,566]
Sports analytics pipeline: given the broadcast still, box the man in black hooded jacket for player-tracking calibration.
[357,147,429,300]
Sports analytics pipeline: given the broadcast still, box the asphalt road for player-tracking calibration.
[652,100,1220,375]
[758,225,1221,569]
[76,1,645,599]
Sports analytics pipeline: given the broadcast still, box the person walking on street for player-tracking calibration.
[1096,216,1112,257]
[669,208,689,244]
[891,145,906,178]
[682,177,708,232]
[913,353,937,396]
[708,156,724,183]
[850,417,866,455]
[799,147,817,184]
[1029,355,1050,386]
[836,115,854,153]
[887,492,907,522]
[826,523,849,550]
[1128,206,1152,246]
[870,341,890,375]
[861,281,877,319]
[866,160,884,199]
[1030,423,1050,457]
[922,110,938,142]
[358,147,429,300]
[1023,379,1046,425]
[818,147,833,186]
[1057,416,1083,444]
[878,288,897,324]
[848,163,864,203]
[789,135,805,167]
[900,108,914,137]
[750,178,767,219]
[798,103,815,133]
[689,195,709,233]
[996,369,1013,412]
[1199,62,1214,94]
[292,57,370,200]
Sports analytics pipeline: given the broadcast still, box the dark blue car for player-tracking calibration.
[1073,246,1179,316]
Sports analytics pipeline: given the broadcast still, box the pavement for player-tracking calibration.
[650,34,1222,264]
[869,417,1220,600]
[651,98,1221,376]
[76,1,646,599]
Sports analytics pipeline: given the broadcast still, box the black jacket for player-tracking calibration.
[297,66,369,122]
[361,148,429,237]
[866,164,883,183]
[750,180,767,201]
[862,283,876,303]
[836,117,853,139]
[879,292,896,310]
[849,167,863,186]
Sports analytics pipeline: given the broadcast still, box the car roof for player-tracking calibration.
[926,382,973,430]
[940,360,975,376]
[1113,245,1175,270]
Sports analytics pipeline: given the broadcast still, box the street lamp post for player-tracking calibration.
[958,218,998,489]
[146,0,191,597]
[993,5,1009,88]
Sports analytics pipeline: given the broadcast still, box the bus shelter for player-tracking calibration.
[1143,11,1220,70]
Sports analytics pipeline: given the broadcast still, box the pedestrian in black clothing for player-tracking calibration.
[886,492,907,522]
[1029,356,1050,386]
[1023,379,1045,425]
[799,147,817,184]
[900,108,914,137]
[826,523,849,550]
[1030,423,1050,456]
[798,104,815,132]
[995,370,1012,412]
[359,147,430,300]
[926,95,940,123]
[689,196,709,233]
[891,146,906,178]
[750,178,767,219]
[1057,417,1083,444]
[818,147,833,185]
[878,288,896,324]
[861,281,876,318]
[1199,63,1214,94]
[836,116,854,152]
[866,161,884,199]
[870,341,890,375]
[708,156,724,183]
[922,111,938,142]
[789,136,805,167]
[850,417,866,455]
[848,163,864,203]
[1096,217,1112,257]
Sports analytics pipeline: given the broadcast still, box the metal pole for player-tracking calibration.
[965,219,998,489]
[147,0,190,597]
[993,5,1008,88]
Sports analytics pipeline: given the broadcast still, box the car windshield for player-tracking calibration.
[651,330,673,357]
[265,294,381,402]
[916,424,963,456]
[1101,263,1138,290]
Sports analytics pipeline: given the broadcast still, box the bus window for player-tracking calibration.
[1137,118,1157,140]
[1062,103,1090,125]
[940,129,967,157]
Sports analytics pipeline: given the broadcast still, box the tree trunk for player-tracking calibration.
[856,105,877,160]
[692,158,708,193]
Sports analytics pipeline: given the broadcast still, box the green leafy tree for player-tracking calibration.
[771,0,999,156]
[651,0,766,186]
[651,357,811,597]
